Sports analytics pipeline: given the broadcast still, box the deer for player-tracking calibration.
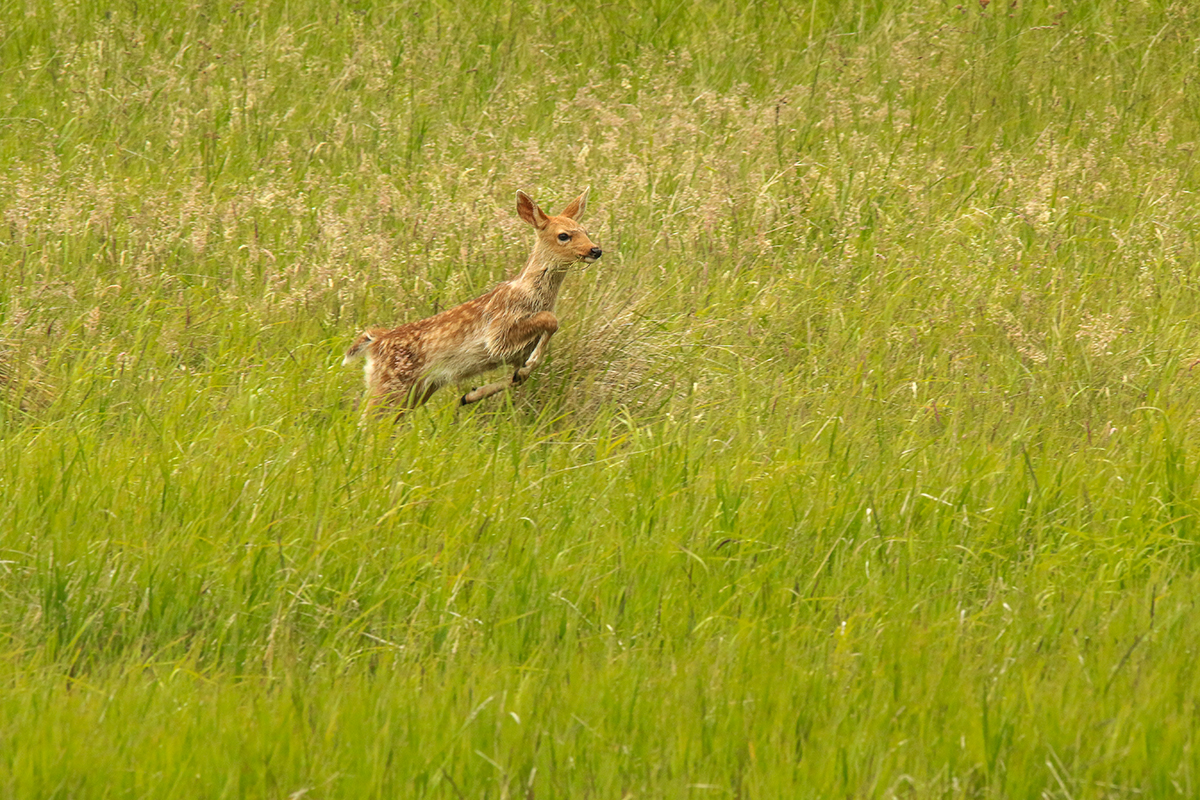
[343,189,602,414]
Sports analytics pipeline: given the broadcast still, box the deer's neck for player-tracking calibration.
[511,248,568,310]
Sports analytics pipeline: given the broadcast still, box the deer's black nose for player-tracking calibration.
[589,247,603,259]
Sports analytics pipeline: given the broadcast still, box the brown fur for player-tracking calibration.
[344,190,602,413]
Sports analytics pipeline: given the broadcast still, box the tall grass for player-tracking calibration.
[3,0,1200,796]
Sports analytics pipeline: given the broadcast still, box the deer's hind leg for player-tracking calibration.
[369,354,440,416]
[381,381,439,413]
[460,378,511,405]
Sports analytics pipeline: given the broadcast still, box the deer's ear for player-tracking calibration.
[517,191,549,229]
[559,187,589,222]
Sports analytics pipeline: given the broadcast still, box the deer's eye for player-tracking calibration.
[557,233,570,242]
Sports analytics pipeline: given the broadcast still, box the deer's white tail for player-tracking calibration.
[343,330,376,365]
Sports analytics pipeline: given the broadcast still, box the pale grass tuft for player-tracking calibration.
[986,304,1047,365]
[0,342,53,413]
[1076,307,1131,358]
[548,300,687,419]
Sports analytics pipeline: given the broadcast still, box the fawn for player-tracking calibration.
[344,189,602,412]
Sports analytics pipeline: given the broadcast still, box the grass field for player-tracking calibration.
[3,0,1200,796]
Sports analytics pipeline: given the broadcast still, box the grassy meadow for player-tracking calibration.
[4,0,1200,796]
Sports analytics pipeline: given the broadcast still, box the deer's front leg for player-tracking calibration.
[461,312,558,405]
[513,329,554,384]
[491,310,557,385]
